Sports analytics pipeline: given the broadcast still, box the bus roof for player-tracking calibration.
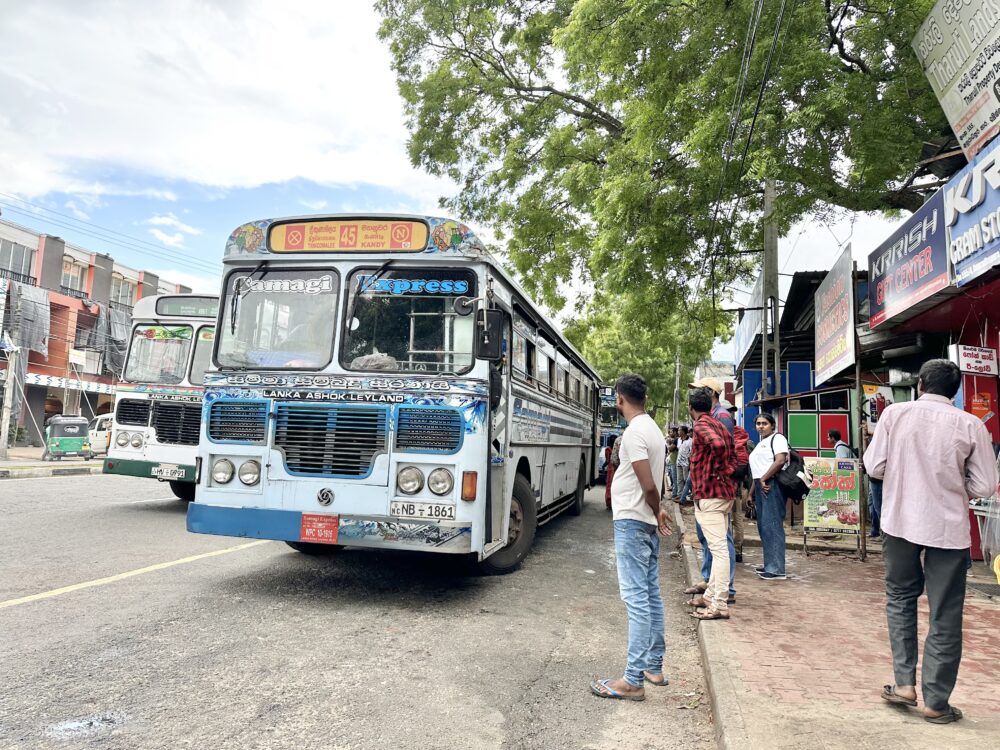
[132,293,219,321]
[223,213,600,383]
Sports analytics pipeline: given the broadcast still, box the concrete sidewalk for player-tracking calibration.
[0,446,105,479]
[675,504,1000,750]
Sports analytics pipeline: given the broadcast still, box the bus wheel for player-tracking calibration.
[569,461,586,516]
[285,542,342,555]
[168,480,196,502]
[478,474,537,575]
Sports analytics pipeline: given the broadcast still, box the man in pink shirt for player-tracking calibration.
[864,359,998,724]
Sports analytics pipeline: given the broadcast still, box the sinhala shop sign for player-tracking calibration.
[868,189,949,329]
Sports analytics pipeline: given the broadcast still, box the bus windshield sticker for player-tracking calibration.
[242,275,334,295]
[140,325,192,340]
[269,220,429,252]
[356,276,470,295]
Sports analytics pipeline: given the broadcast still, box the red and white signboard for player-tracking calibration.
[300,513,340,544]
[949,344,999,376]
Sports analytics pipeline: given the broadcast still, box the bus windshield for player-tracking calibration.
[123,325,193,384]
[189,327,215,385]
[341,267,476,374]
[217,268,339,370]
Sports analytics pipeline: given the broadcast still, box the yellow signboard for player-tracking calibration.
[269,219,428,253]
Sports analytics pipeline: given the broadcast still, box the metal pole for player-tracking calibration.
[672,346,681,425]
[0,347,17,458]
[762,178,779,396]
[854,260,868,561]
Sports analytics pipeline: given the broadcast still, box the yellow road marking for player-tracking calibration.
[0,540,270,610]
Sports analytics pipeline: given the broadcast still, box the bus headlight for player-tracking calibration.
[397,466,424,495]
[212,459,235,484]
[115,432,130,447]
[238,460,261,486]
[428,468,454,496]
[130,434,144,448]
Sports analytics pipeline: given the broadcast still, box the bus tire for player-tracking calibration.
[169,480,196,502]
[478,474,537,575]
[568,461,586,516]
[285,541,342,555]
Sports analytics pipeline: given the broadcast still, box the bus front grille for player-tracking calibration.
[208,401,268,442]
[395,407,463,453]
[116,399,151,426]
[152,401,202,445]
[274,404,388,477]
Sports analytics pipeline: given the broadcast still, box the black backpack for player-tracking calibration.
[769,435,813,503]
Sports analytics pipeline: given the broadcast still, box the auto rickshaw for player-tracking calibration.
[41,415,92,461]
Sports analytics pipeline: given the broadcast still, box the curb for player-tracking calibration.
[669,502,752,750]
[0,465,105,480]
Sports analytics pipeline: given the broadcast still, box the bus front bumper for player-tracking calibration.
[103,457,196,483]
[187,503,473,554]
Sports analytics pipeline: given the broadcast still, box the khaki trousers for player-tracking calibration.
[694,498,733,613]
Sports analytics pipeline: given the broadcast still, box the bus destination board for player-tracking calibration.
[269,219,428,253]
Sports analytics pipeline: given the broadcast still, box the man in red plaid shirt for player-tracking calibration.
[687,388,737,620]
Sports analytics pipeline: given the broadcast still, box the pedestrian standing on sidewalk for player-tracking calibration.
[591,374,672,702]
[675,425,692,503]
[725,401,750,563]
[864,359,998,724]
[861,422,883,538]
[604,435,622,511]
[748,413,788,580]
[687,388,737,620]
[666,427,679,498]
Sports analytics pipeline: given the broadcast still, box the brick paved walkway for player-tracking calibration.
[681,508,1000,749]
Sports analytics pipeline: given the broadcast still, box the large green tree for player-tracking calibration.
[377,0,946,358]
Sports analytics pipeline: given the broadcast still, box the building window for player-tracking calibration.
[61,257,88,292]
[0,239,36,281]
[110,275,136,306]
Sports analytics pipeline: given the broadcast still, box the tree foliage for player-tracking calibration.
[377,0,945,344]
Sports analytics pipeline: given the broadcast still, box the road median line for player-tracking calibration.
[0,540,270,610]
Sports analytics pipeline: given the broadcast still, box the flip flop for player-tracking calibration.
[687,596,708,607]
[590,678,646,701]
[881,684,917,707]
[643,672,669,687]
[690,607,729,620]
[925,706,963,724]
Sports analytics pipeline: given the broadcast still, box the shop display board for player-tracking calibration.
[802,458,863,557]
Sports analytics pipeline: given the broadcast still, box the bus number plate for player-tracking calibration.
[390,502,456,521]
[301,513,340,544]
[151,465,185,479]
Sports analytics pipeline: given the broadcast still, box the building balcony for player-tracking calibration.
[60,285,89,300]
[0,268,37,286]
[109,300,134,314]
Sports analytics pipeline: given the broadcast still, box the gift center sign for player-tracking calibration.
[814,246,855,386]
[949,343,999,375]
[913,0,1000,160]
[868,190,949,328]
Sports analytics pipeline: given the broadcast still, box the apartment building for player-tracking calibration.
[1,219,192,446]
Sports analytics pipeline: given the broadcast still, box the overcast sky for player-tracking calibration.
[1,0,907,356]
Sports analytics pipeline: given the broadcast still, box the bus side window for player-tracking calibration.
[525,340,536,383]
[539,355,552,392]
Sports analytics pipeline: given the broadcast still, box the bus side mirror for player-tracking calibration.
[475,309,503,361]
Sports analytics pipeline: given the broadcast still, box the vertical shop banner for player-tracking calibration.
[946,137,1000,285]
[913,1,1000,160]
[868,190,950,328]
[814,246,855,386]
[803,458,861,535]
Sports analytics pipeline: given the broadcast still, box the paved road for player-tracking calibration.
[1,476,713,750]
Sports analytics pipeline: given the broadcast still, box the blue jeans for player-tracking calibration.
[868,477,883,537]
[697,519,736,596]
[754,479,786,575]
[667,464,677,496]
[614,519,666,687]
[678,473,692,503]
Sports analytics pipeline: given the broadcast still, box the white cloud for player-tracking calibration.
[151,268,221,295]
[298,198,328,211]
[149,228,186,248]
[146,212,202,235]
[64,200,89,220]
[0,1,448,200]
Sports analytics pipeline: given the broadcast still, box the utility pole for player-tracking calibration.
[0,346,17,460]
[671,346,681,425]
[762,178,780,396]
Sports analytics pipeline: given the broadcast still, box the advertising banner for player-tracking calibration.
[945,137,1000,285]
[803,457,861,535]
[868,190,949,328]
[913,0,1000,159]
[949,343,999,375]
[814,246,855,386]
[733,271,763,366]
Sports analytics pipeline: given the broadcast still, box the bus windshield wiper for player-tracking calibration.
[229,260,269,335]
[345,259,395,327]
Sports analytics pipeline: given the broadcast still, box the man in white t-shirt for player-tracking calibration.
[591,374,672,702]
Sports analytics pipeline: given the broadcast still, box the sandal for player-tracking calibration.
[690,607,729,620]
[924,706,963,724]
[683,583,707,595]
[881,684,917,707]
[589,678,646,702]
[643,671,669,687]
[687,596,708,608]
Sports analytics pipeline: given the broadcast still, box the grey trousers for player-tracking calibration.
[883,534,968,711]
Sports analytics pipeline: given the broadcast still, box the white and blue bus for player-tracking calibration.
[187,215,601,573]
